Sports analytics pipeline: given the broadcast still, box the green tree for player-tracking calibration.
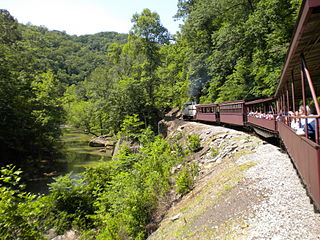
[175,0,301,103]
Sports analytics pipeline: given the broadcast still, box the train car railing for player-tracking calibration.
[277,120,320,210]
[282,115,320,144]
[247,115,277,132]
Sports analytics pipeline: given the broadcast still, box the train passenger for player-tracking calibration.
[290,111,300,130]
[296,105,315,139]
[276,108,288,121]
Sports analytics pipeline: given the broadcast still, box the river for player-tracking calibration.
[26,127,112,194]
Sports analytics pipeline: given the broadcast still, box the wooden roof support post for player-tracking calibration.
[286,82,290,112]
[300,58,308,137]
[301,53,320,115]
[291,70,296,113]
[316,119,319,144]
[283,92,286,112]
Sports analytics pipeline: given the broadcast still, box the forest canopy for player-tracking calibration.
[0,0,302,158]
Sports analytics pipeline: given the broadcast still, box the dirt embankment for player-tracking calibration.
[150,118,320,240]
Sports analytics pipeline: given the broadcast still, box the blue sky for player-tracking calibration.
[2,0,182,35]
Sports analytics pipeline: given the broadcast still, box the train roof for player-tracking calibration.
[245,97,275,105]
[195,103,218,108]
[275,0,320,98]
[218,100,245,106]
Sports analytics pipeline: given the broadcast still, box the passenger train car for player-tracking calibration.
[182,0,320,210]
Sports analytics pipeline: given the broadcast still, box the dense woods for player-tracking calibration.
[0,0,303,239]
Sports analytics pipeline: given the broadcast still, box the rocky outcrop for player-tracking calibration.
[45,229,79,240]
[88,135,115,148]
[158,108,184,138]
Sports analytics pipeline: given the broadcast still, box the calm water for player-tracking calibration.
[26,127,112,194]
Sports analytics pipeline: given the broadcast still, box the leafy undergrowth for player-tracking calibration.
[0,128,199,240]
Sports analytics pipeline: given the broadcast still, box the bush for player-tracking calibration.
[39,173,96,234]
[187,134,201,152]
[211,147,218,157]
[95,136,184,239]
[0,165,44,240]
[176,163,199,195]
[118,114,144,140]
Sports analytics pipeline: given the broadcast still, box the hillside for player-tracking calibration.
[150,119,320,239]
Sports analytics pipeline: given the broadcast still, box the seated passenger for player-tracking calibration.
[296,105,315,139]
[290,111,299,130]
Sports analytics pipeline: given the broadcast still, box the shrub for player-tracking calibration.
[211,147,218,157]
[95,136,184,239]
[176,163,199,195]
[187,134,201,152]
[39,173,96,234]
[119,114,144,140]
[0,165,44,240]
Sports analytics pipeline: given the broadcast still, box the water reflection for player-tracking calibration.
[26,127,112,194]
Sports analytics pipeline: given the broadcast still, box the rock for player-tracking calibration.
[171,213,181,221]
[89,135,114,147]
[164,108,182,121]
[44,228,57,239]
[51,230,79,240]
[171,164,183,174]
[158,120,169,137]
[43,171,58,177]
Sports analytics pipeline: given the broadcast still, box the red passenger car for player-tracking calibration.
[246,98,277,137]
[219,100,246,126]
[195,104,219,123]
[275,0,320,209]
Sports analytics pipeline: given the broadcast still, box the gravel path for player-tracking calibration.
[237,143,320,240]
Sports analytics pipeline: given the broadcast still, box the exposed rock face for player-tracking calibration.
[158,108,184,137]
[88,135,115,148]
[45,230,79,240]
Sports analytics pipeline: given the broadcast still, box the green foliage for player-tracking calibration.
[119,114,144,139]
[176,163,199,195]
[93,135,184,239]
[39,173,97,234]
[187,134,201,152]
[211,147,218,157]
[0,165,44,240]
[61,8,180,135]
[4,134,182,239]
[0,63,63,153]
[175,0,302,102]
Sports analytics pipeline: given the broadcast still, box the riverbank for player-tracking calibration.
[149,120,320,239]
[25,127,112,194]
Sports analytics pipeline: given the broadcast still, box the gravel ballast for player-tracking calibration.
[237,142,320,239]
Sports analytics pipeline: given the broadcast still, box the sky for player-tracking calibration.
[2,0,183,35]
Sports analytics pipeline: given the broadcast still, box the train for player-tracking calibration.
[182,98,277,138]
[182,0,320,211]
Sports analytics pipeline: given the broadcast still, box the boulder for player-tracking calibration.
[89,135,115,147]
